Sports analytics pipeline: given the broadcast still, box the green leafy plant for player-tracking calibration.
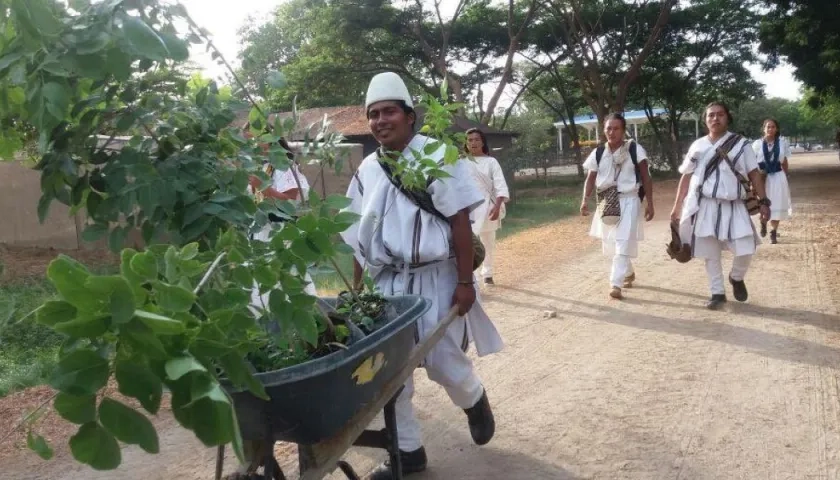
[0,0,468,471]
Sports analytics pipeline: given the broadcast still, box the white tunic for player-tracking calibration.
[468,156,510,234]
[751,138,793,221]
[582,141,648,257]
[678,132,761,259]
[340,134,504,358]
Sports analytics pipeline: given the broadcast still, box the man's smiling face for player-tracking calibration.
[367,100,414,151]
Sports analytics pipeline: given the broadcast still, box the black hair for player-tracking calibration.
[366,100,416,129]
[604,112,627,130]
[704,101,734,125]
[465,128,490,154]
[763,118,781,140]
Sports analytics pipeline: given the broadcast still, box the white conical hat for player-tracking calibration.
[365,72,413,110]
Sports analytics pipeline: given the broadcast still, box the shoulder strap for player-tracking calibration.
[629,141,639,182]
[702,133,743,182]
[595,144,605,165]
[376,150,449,222]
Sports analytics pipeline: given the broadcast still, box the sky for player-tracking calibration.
[178,0,805,104]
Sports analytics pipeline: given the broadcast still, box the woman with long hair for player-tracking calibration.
[751,118,792,244]
[464,127,509,285]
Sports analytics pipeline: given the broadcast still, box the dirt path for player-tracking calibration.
[4,152,840,479]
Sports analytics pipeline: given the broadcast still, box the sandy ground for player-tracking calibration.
[3,152,840,479]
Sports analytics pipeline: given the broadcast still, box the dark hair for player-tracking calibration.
[763,118,781,140]
[365,100,416,132]
[604,113,627,130]
[465,128,489,154]
[704,101,734,125]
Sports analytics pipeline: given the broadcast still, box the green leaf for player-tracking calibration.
[130,251,158,280]
[134,310,185,335]
[163,246,179,282]
[81,223,109,243]
[291,308,318,346]
[99,398,159,454]
[54,393,96,425]
[180,243,199,261]
[50,349,109,396]
[218,353,268,400]
[335,243,356,256]
[159,32,189,61]
[37,300,77,327]
[324,195,352,210]
[121,15,169,61]
[153,281,196,313]
[165,356,207,381]
[0,52,23,73]
[37,194,53,224]
[115,360,163,414]
[47,255,106,312]
[42,82,70,119]
[253,265,277,288]
[53,313,110,338]
[122,319,167,359]
[85,275,135,325]
[27,431,53,460]
[69,422,121,470]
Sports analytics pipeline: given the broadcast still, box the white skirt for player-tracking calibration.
[679,197,760,259]
[589,194,644,257]
[765,172,792,220]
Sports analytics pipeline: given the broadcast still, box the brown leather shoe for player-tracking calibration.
[610,287,623,299]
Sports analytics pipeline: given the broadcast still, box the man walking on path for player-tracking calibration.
[670,102,771,310]
[580,113,655,300]
[340,72,503,479]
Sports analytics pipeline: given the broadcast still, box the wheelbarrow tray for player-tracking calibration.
[226,295,430,445]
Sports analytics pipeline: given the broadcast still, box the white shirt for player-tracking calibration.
[582,141,649,194]
[679,133,758,202]
[272,163,310,204]
[468,155,510,232]
[751,137,791,167]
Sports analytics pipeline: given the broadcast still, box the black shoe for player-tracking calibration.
[729,277,748,302]
[770,230,778,244]
[367,447,427,479]
[706,294,727,310]
[464,390,495,446]
[760,221,767,238]
[484,277,495,285]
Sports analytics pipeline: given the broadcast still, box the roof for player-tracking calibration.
[233,105,518,140]
[556,108,698,128]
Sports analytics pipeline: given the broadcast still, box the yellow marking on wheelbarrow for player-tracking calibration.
[352,352,387,385]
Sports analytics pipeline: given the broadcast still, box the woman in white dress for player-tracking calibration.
[751,118,792,244]
[465,128,509,285]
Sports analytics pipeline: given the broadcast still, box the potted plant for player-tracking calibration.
[0,0,467,472]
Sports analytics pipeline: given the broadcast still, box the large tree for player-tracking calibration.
[236,0,539,122]
[535,0,677,125]
[631,0,763,169]
[759,0,840,99]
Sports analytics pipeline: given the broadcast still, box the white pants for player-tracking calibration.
[610,254,635,288]
[704,250,753,295]
[478,229,496,279]
[395,320,484,451]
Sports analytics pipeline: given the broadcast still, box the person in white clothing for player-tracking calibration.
[246,132,317,304]
[580,113,654,300]
[671,102,771,310]
[465,127,510,285]
[751,118,792,244]
[340,72,503,479]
